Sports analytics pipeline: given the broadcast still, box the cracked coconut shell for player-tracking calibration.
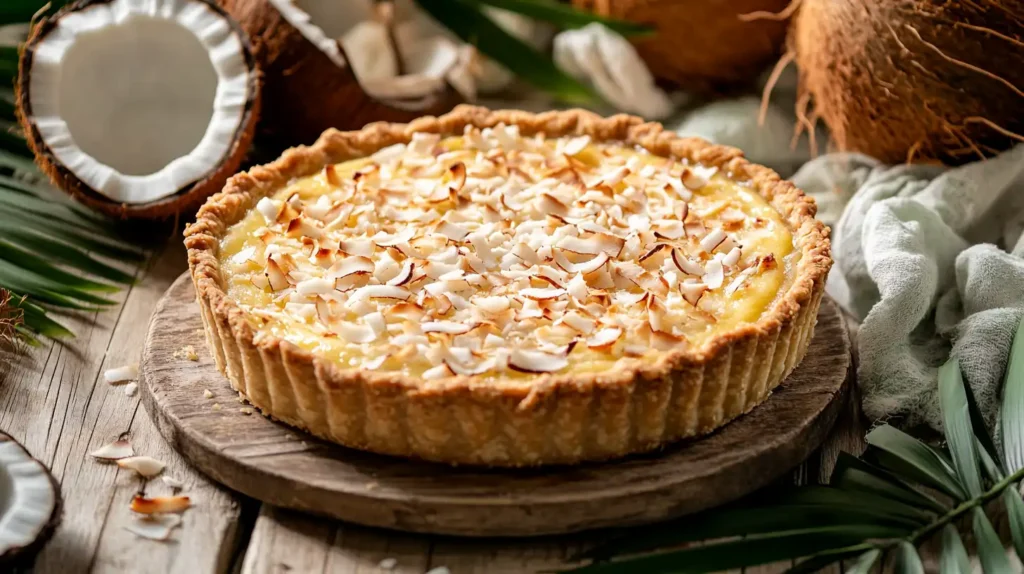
[17,0,261,219]
[792,0,1024,164]
[219,0,463,148]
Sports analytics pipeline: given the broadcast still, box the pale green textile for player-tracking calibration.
[668,75,1024,428]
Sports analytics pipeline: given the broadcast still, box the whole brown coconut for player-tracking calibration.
[571,0,794,92]
[793,0,1024,164]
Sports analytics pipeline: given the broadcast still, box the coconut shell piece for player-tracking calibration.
[571,0,793,93]
[0,432,61,566]
[220,0,463,148]
[792,0,1024,164]
[16,0,262,220]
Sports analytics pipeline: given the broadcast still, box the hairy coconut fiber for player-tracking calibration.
[571,0,793,92]
[220,0,463,148]
[793,0,1024,164]
[0,290,21,348]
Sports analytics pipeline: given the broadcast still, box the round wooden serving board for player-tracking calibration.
[141,273,851,537]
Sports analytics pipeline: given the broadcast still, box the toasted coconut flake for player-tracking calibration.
[117,456,166,478]
[90,438,134,461]
[295,277,333,296]
[337,322,378,344]
[423,364,453,380]
[443,357,492,376]
[567,273,590,300]
[653,220,684,240]
[680,281,708,306]
[722,247,742,268]
[671,248,705,276]
[475,296,511,314]
[364,354,390,370]
[562,135,591,156]
[422,321,472,335]
[681,166,716,190]
[447,162,467,192]
[386,302,426,320]
[588,327,623,351]
[639,243,670,263]
[725,267,758,296]
[575,252,612,275]
[350,285,412,302]
[677,202,689,222]
[508,349,569,374]
[684,221,706,238]
[131,495,191,515]
[323,164,342,187]
[561,311,596,335]
[650,329,687,351]
[435,221,470,242]
[265,258,290,291]
[372,228,416,247]
[338,238,375,257]
[256,198,284,223]
[104,364,138,384]
[387,260,416,286]
[703,258,725,289]
[700,228,728,253]
[125,514,182,541]
[521,287,566,301]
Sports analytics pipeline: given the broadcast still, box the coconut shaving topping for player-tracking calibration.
[222,126,789,379]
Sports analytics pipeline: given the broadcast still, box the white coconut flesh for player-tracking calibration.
[27,0,252,204]
[0,439,56,556]
[267,0,455,100]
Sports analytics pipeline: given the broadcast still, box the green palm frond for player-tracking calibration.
[0,15,143,344]
[568,316,1024,573]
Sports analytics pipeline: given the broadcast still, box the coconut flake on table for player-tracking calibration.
[117,456,166,478]
[125,514,182,541]
[90,438,134,461]
[104,364,138,384]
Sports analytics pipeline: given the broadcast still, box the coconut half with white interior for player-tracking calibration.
[0,433,60,565]
[220,0,462,147]
[17,0,261,219]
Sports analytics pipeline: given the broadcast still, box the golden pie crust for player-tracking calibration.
[184,105,831,466]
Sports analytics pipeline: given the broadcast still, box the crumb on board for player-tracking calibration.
[240,407,254,415]
[212,403,222,411]
[203,389,214,399]
[173,345,199,361]
[124,382,138,397]
[378,557,397,570]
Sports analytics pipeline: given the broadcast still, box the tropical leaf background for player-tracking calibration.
[566,317,1024,573]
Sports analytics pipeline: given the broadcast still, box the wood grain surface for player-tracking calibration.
[140,272,852,537]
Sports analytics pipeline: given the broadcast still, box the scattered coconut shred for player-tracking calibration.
[103,364,138,384]
[173,345,199,361]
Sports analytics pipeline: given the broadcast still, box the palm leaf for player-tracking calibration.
[939,359,985,497]
[0,1,65,25]
[831,452,948,513]
[1004,487,1024,565]
[939,523,971,574]
[564,525,907,574]
[415,0,600,105]
[1002,316,1024,472]
[865,425,967,500]
[464,0,654,37]
[847,549,883,574]
[972,507,1013,573]
[895,541,924,574]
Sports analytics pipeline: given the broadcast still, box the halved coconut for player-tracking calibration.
[0,433,61,564]
[220,0,462,147]
[17,0,261,219]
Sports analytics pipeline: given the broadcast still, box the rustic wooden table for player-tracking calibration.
[0,234,865,574]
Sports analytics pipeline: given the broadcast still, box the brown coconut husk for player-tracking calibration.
[792,0,1024,165]
[16,0,262,220]
[571,0,794,93]
[219,0,464,148]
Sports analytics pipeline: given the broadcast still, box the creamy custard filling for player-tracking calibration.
[219,125,796,381]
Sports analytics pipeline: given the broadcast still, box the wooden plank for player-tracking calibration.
[241,507,430,574]
[0,237,248,573]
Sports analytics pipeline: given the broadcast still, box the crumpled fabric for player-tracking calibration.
[791,148,1024,429]
[553,23,675,120]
